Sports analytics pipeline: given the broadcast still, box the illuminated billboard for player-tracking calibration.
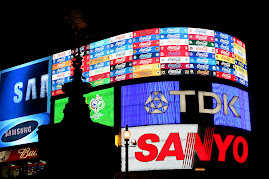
[212,83,251,131]
[121,124,249,172]
[0,57,51,148]
[84,87,114,127]
[121,124,198,171]
[50,27,247,96]
[121,81,180,127]
[51,45,90,96]
[0,113,49,148]
[54,87,114,127]
[121,81,251,131]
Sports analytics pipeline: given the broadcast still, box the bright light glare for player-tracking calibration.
[123,130,131,140]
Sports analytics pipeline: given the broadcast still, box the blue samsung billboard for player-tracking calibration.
[0,56,51,148]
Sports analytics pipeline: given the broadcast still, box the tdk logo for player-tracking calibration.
[145,90,240,117]
[144,91,169,114]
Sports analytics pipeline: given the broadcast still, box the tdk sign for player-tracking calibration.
[144,90,239,117]
[169,90,240,117]
[121,81,250,131]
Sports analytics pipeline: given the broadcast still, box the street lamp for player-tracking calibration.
[123,125,131,179]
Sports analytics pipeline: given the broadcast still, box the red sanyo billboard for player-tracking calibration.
[121,80,250,172]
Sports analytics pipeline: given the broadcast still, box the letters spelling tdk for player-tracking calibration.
[169,90,240,117]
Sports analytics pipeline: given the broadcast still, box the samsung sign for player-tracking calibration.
[0,113,49,148]
[121,81,250,131]
[0,57,51,148]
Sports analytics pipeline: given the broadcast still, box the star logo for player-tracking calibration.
[144,91,169,114]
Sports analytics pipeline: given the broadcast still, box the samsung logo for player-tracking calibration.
[2,121,38,142]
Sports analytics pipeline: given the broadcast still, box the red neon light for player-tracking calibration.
[233,136,248,163]
[135,131,248,164]
[156,133,184,161]
[135,134,159,162]
[213,134,234,162]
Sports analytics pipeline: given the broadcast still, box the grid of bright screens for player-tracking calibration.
[54,87,114,127]
[51,27,248,96]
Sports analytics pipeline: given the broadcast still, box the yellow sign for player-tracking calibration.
[215,54,235,64]
[52,60,71,70]
[90,55,110,65]
[234,54,247,65]
[133,69,161,78]
[133,63,160,72]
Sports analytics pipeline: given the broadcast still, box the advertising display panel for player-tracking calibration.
[0,57,51,148]
[52,50,71,96]
[0,146,38,163]
[212,83,251,131]
[121,81,180,127]
[0,58,51,121]
[54,88,114,127]
[121,124,198,171]
[110,73,133,83]
[133,40,160,49]
[160,27,188,34]
[133,28,160,38]
[47,27,248,96]
[89,40,111,87]
[54,97,69,124]
[84,87,114,127]
[0,113,49,148]
[110,56,132,66]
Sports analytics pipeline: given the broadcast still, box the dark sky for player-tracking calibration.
[0,3,259,71]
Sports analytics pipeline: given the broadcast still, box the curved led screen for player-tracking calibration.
[51,27,247,96]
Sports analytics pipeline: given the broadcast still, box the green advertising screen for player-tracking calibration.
[54,87,114,127]
[84,87,114,127]
[54,97,69,124]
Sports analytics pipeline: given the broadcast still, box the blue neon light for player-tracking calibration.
[121,81,180,127]
[212,83,251,131]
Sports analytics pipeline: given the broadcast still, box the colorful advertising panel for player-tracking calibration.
[122,81,251,131]
[54,88,114,127]
[212,83,251,131]
[47,27,248,96]
[121,81,180,127]
[121,124,249,172]
[0,113,49,148]
[0,146,38,163]
[84,87,114,127]
[0,57,51,121]
[52,50,72,96]
[0,57,51,148]
[121,124,198,171]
